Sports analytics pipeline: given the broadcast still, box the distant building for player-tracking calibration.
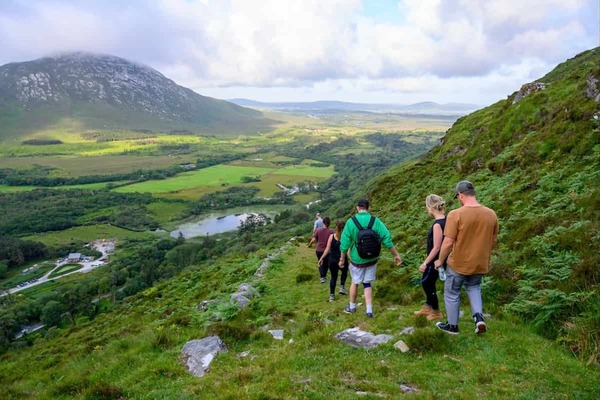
[67,253,82,262]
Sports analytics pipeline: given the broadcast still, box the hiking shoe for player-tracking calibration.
[328,294,335,302]
[473,313,487,334]
[366,312,374,318]
[436,321,459,335]
[339,286,347,295]
[413,304,432,316]
[343,306,356,314]
[427,309,443,321]
[320,277,326,283]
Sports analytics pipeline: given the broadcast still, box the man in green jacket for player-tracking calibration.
[339,198,402,318]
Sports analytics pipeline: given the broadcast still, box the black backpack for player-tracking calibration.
[351,216,381,259]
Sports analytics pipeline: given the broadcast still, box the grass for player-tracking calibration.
[48,264,83,278]
[0,243,597,399]
[0,154,195,177]
[23,224,152,247]
[0,262,55,290]
[114,163,335,195]
[113,165,277,193]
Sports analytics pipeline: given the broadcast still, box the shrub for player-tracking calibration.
[404,327,449,354]
[295,273,313,283]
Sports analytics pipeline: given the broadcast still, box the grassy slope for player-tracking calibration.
[0,244,597,399]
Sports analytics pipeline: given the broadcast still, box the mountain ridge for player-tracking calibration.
[228,98,480,115]
[0,52,275,138]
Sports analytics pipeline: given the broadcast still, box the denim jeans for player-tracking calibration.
[444,266,483,326]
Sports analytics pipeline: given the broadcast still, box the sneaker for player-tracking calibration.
[329,294,335,302]
[473,313,487,334]
[339,286,347,295]
[320,277,326,283]
[366,312,374,318]
[343,306,356,314]
[436,321,459,335]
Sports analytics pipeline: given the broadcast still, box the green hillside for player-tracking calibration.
[363,47,600,360]
[0,49,599,398]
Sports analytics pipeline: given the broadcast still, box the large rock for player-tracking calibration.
[181,336,227,377]
[335,327,394,349]
[230,293,251,309]
[237,283,259,299]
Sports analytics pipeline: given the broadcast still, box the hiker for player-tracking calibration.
[339,198,402,318]
[318,220,349,302]
[308,216,334,283]
[434,180,498,335]
[313,212,323,234]
[414,194,446,321]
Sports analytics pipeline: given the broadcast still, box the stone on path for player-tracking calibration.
[400,384,419,394]
[268,329,284,340]
[400,327,415,335]
[181,336,227,377]
[335,327,394,349]
[394,340,410,353]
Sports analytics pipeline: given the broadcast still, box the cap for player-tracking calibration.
[454,180,474,198]
[357,198,369,209]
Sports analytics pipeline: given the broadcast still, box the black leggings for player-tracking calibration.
[329,261,348,295]
[316,251,329,278]
[421,264,439,310]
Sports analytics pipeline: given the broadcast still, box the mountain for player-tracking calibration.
[228,98,480,116]
[0,52,275,138]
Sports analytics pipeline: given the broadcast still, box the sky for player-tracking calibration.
[0,0,598,106]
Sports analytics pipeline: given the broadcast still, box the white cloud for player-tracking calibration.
[0,0,597,104]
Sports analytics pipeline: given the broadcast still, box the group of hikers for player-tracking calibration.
[308,180,498,334]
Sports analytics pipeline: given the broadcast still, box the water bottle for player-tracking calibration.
[438,266,446,281]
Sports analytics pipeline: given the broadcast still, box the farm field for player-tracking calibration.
[23,224,154,247]
[0,154,196,176]
[113,163,334,195]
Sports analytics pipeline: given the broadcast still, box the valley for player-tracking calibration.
[0,46,598,399]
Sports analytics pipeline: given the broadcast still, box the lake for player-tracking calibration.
[170,207,282,238]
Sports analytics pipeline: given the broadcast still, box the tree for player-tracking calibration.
[41,300,65,327]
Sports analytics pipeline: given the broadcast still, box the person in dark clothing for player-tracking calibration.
[414,194,446,321]
[319,220,349,301]
[308,217,334,283]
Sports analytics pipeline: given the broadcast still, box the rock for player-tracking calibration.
[394,340,410,353]
[237,283,259,299]
[587,73,600,102]
[483,313,491,319]
[513,82,547,104]
[459,311,464,318]
[268,329,284,340]
[237,350,250,358]
[400,384,419,394]
[197,299,217,312]
[400,327,415,335]
[230,293,251,309]
[335,327,394,349]
[181,336,227,377]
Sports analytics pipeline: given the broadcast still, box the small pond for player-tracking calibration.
[170,207,282,239]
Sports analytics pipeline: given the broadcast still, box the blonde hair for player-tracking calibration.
[425,194,445,212]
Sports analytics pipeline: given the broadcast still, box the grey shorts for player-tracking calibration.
[349,263,377,284]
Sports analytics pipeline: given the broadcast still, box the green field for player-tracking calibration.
[113,165,276,193]
[49,264,83,278]
[23,224,152,247]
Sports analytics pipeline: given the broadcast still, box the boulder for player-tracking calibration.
[334,327,394,349]
[394,340,410,353]
[513,82,547,104]
[181,336,227,377]
[230,293,251,309]
[268,329,284,340]
[237,283,259,299]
